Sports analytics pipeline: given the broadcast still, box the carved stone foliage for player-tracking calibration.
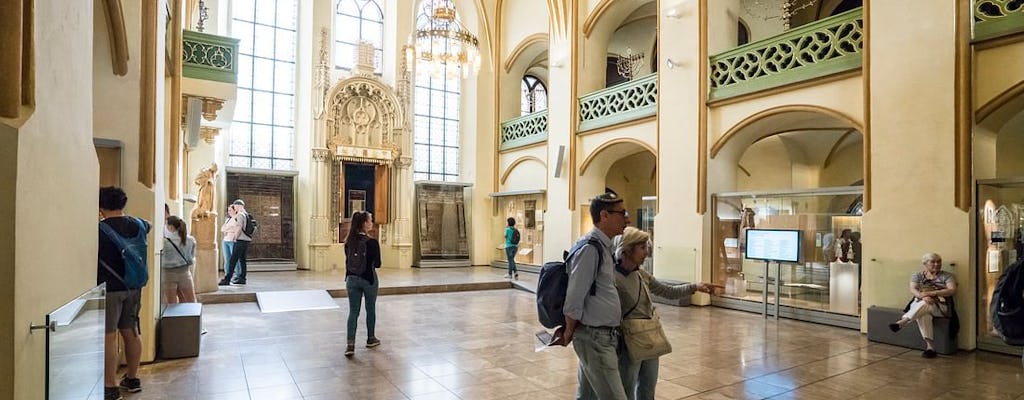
[326,78,405,163]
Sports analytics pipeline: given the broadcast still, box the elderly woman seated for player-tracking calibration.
[888,252,958,358]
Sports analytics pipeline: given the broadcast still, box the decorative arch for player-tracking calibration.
[579,137,657,176]
[102,0,129,76]
[500,155,546,184]
[583,0,617,38]
[977,79,1024,123]
[710,104,864,158]
[504,33,549,72]
[324,76,405,159]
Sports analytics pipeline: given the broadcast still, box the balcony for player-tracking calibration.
[182,30,240,84]
[709,8,863,102]
[578,73,658,133]
[500,110,548,151]
[974,0,1024,42]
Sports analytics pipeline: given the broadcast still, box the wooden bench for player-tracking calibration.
[159,302,202,359]
[866,305,956,355]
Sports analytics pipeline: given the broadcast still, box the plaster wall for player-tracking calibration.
[974,124,998,180]
[864,0,972,346]
[7,2,98,398]
[736,138,794,190]
[975,40,1024,110]
[819,140,864,187]
[604,151,657,216]
[501,0,549,60]
[996,112,1024,177]
[578,120,657,159]
[499,145,548,191]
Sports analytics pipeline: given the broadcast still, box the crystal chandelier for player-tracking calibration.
[413,0,481,80]
[743,0,815,30]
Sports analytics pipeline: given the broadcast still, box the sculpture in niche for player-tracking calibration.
[190,163,218,220]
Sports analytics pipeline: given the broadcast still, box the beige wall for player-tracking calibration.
[975,41,1024,110]
[6,2,98,399]
[604,151,656,214]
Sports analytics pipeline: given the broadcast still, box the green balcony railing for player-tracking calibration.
[709,7,863,101]
[974,0,1024,42]
[182,30,240,84]
[500,110,548,151]
[578,73,658,133]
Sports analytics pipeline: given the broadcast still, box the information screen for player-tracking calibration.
[745,229,801,263]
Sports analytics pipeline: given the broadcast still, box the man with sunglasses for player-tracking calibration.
[561,191,631,400]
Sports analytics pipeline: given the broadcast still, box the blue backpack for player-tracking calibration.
[536,238,603,329]
[99,218,150,289]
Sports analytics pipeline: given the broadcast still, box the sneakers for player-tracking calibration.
[217,279,231,286]
[513,273,519,280]
[502,274,512,279]
[367,337,381,348]
[922,349,938,358]
[103,387,123,400]
[345,343,355,357]
[231,279,246,285]
[119,376,141,393]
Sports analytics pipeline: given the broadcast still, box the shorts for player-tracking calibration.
[161,267,195,293]
[105,289,141,333]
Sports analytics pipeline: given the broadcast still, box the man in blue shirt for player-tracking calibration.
[561,192,630,400]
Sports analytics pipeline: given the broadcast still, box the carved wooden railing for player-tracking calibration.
[709,8,863,101]
[500,110,548,151]
[577,73,658,133]
[182,30,240,84]
[974,0,1024,42]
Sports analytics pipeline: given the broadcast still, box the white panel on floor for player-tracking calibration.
[256,290,339,313]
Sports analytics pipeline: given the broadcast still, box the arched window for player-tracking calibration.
[521,75,547,115]
[738,19,751,46]
[229,0,299,170]
[412,0,462,182]
[334,0,384,73]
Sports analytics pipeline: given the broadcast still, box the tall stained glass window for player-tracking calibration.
[229,0,298,170]
[412,1,462,182]
[335,0,384,73]
[520,75,547,115]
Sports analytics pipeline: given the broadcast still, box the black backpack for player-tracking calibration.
[346,235,369,276]
[511,228,521,245]
[242,213,258,237]
[536,238,603,329]
[992,259,1024,345]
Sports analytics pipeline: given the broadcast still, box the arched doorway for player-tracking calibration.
[709,106,865,328]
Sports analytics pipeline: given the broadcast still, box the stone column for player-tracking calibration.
[191,213,219,293]
[308,28,333,271]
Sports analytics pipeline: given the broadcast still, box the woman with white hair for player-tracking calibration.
[888,252,959,358]
[614,227,718,400]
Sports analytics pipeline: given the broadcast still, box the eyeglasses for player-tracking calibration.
[607,209,629,217]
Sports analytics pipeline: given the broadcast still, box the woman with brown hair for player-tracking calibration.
[162,216,197,303]
[344,211,382,357]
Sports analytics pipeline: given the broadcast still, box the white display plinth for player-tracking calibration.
[828,261,860,315]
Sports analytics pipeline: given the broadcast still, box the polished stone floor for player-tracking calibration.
[132,285,1024,400]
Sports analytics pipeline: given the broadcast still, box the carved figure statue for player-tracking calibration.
[191,163,218,220]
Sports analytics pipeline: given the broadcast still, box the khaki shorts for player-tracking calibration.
[161,267,195,293]
[105,289,141,333]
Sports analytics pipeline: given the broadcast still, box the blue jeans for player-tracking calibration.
[346,274,379,342]
[224,240,249,282]
[505,246,518,275]
[618,352,660,400]
[573,326,628,400]
[222,241,235,271]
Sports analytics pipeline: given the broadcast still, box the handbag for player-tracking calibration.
[620,274,672,362]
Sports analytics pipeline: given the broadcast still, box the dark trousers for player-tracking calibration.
[225,240,250,282]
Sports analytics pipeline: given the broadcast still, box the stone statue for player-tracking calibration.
[191,163,217,221]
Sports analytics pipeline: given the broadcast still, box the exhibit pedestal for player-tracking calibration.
[828,261,860,315]
[192,215,219,294]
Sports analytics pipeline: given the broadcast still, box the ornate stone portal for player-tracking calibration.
[308,31,414,270]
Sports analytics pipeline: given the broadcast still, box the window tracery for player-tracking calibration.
[520,75,547,115]
[334,0,384,73]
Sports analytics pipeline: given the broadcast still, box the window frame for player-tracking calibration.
[520,75,548,115]
[334,0,384,74]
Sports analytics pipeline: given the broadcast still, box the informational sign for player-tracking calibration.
[745,229,801,263]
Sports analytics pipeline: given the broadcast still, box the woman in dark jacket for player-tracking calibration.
[344,211,382,356]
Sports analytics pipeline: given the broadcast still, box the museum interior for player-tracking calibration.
[3,0,1024,398]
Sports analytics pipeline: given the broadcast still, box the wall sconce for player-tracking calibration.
[665,58,686,69]
[664,0,692,19]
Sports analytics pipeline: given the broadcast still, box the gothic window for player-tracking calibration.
[412,0,462,182]
[229,0,298,170]
[334,0,384,73]
[520,75,547,115]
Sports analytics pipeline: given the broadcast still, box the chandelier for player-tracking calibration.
[413,0,481,80]
[743,0,815,30]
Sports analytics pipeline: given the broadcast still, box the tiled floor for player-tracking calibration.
[133,286,1024,400]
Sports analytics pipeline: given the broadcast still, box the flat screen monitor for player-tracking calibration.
[745,229,801,263]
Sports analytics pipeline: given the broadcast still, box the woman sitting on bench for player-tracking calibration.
[888,252,958,358]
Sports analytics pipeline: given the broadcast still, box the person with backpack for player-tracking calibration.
[561,192,630,400]
[162,216,197,304]
[344,211,382,357]
[504,217,520,280]
[887,252,959,358]
[219,199,253,285]
[97,187,150,400]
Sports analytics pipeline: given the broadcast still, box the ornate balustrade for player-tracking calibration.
[500,110,548,151]
[577,73,658,133]
[182,30,240,84]
[709,8,863,101]
[974,0,1024,42]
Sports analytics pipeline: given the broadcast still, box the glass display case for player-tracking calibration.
[492,192,546,267]
[415,181,471,267]
[712,187,864,325]
[638,196,656,274]
[976,179,1024,355]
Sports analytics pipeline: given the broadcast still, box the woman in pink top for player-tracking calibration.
[220,205,242,285]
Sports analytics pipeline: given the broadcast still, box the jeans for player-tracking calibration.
[222,241,236,271]
[505,246,518,275]
[573,325,628,400]
[618,352,660,400]
[346,274,379,342]
[225,240,249,282]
